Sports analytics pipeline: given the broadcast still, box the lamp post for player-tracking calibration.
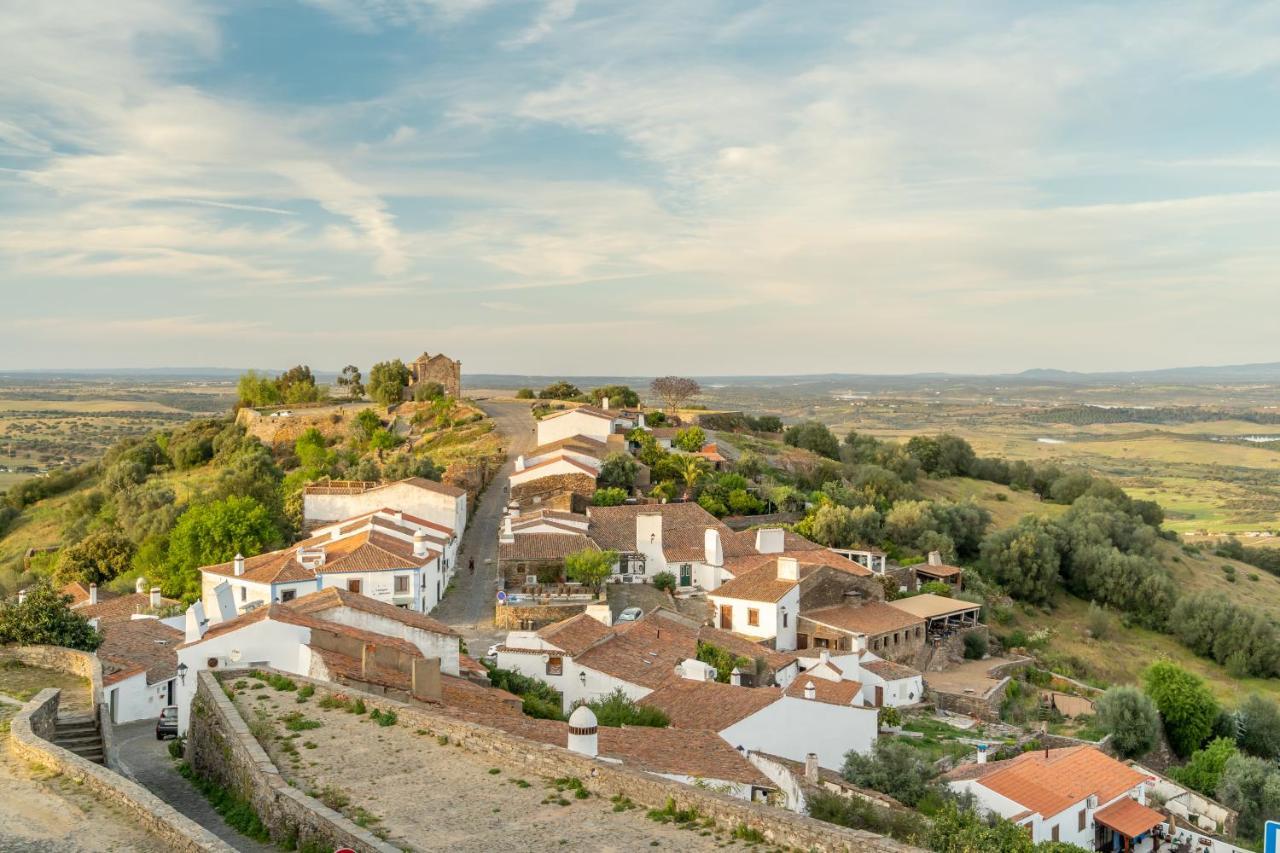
[177,662,189,685]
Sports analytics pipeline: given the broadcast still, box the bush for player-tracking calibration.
[1144,661,1219,757]
[1086,602,1112,640]
[962,632,988,660]
[841,741,943,808]
[1173,737,1238,797]
[580,688,668,728]
[651,571,676,593]
[1095,686,1160,759]
[591,487,628,507]
[515,388,535,399]
[807,790,928,845]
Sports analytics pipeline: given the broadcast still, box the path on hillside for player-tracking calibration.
[431,399,536,649]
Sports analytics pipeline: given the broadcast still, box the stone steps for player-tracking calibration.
[54,715,104,765]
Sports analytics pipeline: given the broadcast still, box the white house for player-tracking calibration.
[509,454,602,489]
[302,477,466,540]
[708,556,803,651]
[946,746,1165,850]
[97,617,182,725]
[535,406,622,446]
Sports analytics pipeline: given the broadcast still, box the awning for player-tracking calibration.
[1094,797,1165,838]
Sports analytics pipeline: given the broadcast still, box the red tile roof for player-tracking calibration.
[535,613,613,656]
[302,476,465,499]
[784,678,863,707]
[1093,797,1165,838]
[948,746,1147,819]
[638,679,781,731]
[284,587,457,637]
[97,618,182,685]
[802,603,924,637]
[78,591,180,624]
[862,659,921,681]
[585,503,751,562]
[499,532,598,561]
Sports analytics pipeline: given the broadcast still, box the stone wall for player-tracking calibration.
[188,673,398,853]
[1,643,114,764]
[930,677,1012,722]
[493,601,589,630]
[203,669,921,853]
[9,688,235,852]
[800,566,885,611]
[511,473,596,508]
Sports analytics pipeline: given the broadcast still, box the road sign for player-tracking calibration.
[496,590,507,604]
[1265,820,1279,853]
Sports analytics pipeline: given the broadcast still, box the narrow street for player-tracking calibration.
[430,398,536,653]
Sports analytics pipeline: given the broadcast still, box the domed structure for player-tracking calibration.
[567,705,598,757]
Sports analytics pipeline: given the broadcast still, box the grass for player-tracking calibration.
[281,712,321,732]
[177,762,270,842]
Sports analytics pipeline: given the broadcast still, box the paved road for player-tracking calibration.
[113,720,275,853]
[431,399,536,652]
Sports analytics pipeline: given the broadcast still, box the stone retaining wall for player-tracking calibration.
[200,669,921,853]
[1,643,119,766]
[493,600,589,630]
[188,673,398,853]
[8,688,235,853]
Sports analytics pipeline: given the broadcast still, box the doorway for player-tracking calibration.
[719,604,733,631]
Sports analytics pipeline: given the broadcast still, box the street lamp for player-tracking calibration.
[578,671,587,686]
[177,662,189,685]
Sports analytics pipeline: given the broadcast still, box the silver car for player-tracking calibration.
[617,607,643,622]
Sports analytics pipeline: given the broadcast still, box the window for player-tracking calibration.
[915,626,922,638]
[347,579,362,594]
[546,656,563,676]
[280,589,296,603]
[782,611,788,628]
[747,608,760,627]
[1051,826,1059,843]
[1077,809,1085,832]
[239,586,246,602]
[814,637,830,649]
[797,634,809,650]
[893,632,899,646]
[394,575,410,594]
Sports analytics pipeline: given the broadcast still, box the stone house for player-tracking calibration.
[406,351,461,398]
[796,602,926,663]
[302,477,467,549]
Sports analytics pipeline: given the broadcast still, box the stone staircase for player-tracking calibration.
[53,714,104,765]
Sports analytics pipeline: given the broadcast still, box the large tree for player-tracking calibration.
[1217,754,1280,840]
[367,359,411,407]
[1095,685,1161,759]
[674,426,707,453]
[54,529,136,587]
[589,385,639,408]
[783,420,840,459]
[979,516,1063,606]
[162,496,282,602]
[1144,661,1219,757]
[336,364,364,399]
[598,452,639,491]
[1236,694,1280,760]
[564,548,618,594]
[0,581,100,651]
[649,376,700,412]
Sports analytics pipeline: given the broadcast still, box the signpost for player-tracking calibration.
[496,591,507,606]
[1264,820,1279,853]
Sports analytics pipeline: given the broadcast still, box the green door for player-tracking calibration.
[680,563,692,587]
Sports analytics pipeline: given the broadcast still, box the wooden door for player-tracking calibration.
[874,685,884,707]
[719,604,733,631]
[347,579,362,594]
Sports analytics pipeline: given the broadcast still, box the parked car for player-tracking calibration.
[155,706,178,741]
[617,607,643,623]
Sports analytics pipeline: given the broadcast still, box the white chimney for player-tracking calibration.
[150,587,162,609]
[601,396,610,411]
[730,667,743,687]
[804,752,819,783]
[977,744,988,765]
[567,706,598,758]
[212,582,236,623]
[755,527,785,555]
[394,510,403,523]
[88,583,98,605]
[233,553,245,577]
[636,513,663,554]
[17,588,27,605]
[928,550,942,566]
[500,515,514,544]
[819,649,830,665]
[803,681,816,700]
[330,528,342,541]
[515,454,526,472]
[413,529,429,558]
[637,412,646,429]
[777,556,799,582]
[704,528,723,568]
[184,601,208,643]
[135,576,146,594]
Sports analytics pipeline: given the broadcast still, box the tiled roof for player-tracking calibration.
[201,549,316,585]
[499,532,598,561]
[513,508,590,525]
[180,599,420,654]
[1093,797,1165,838]
[585,503,750,561]
[532,435,610,456]
[539,405,614,422]
[784,678,862,707]
[97,618,182,685]
[513,455,600,478]
[302,476,465,499]
[916,563,962,578]
[802,603,924,637]
[727,529,828,554]
[722,546,872,579]
[315,508,454,538]
[510,517,585,535]
[61,581,106,607]
[311,530,436,574]
[284,587,458,637]
[950,747,1146,820]
[638,679,781,731]
[535,613,613,656]
[709,565,797,603]
[862,659,921,681]
[887,593,981,621]
[78,591,180,625]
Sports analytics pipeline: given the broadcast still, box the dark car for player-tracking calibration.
[155,706,178,740]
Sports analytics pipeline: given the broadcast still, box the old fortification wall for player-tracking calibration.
[8,688,235,852]
[197,669,920,853]
[188,673,397,853]
[493,601,590,630]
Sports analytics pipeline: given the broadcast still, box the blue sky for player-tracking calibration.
[3,0,1280,374]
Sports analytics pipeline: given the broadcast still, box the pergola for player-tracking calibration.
[886,593,981,637]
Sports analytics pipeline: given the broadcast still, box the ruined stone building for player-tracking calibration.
[407,351,461,398]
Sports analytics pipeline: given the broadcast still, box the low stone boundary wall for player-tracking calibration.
[1,643,119,767]
[188,673,398,853]
[199,669,920,853]
[8,688,235,853]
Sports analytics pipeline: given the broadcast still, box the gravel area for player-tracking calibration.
[231,685,729,853]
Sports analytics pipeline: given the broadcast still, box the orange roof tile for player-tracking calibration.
[802,603,924,637]
[784,678,862,706]
[954,746,1147,819]
[284,587,457,637]
[535,613,613,656]
[638,679,781,731]
[78,591,180,624]
[1093,797,1165,838]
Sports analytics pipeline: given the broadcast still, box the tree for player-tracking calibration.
[649,376,700,412]
[841,740,941,808]
[592,487,628,507]
[783,421,840,459]
[676,456,710,500]
[162,496,282,602]
[962,632,988,659]
[564,548,617,594]
[236,370,282,408]
[1095,686,1161,759]
[538,381,581,400]
[1144,661,1219,757]
[652,571,676,593]
[515,388,535,399]
[277,365,323,403]
[294,428,332,473]
[1236,695,1280,760]
[589,385,639,408]
[979,516,1062,606]
[367,359,411,407]
[806,504,883,549]
[336,364,364,399]
[368,428,399,459]
[0,581,100,651]
[597,452,639,491]
[673,426,707,453]
[1217,753,1280,841]
[927,802,1083,853]
[353,408,382,442]
[579,688,668,727]
[1173,737,1238,797]
[54,529,136,587]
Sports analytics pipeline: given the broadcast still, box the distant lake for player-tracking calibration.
[1037,437,1067,444]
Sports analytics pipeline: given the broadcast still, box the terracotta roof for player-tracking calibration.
[727,529,828,554]
[533,435,609,453]
[709,565,797,603]
[586,503,751,562]
[887,593,981,621]
[313,508,454,538]
[535,613,613,656]
[862,659,921,681]
[78,591,180,625]
[180,600,419,654]
[201,549,317,585]
[97,618,182,685]
[1093,797,1165,838]
[951,746,1147,819]
[61,581,110,608]
[915,563,962,579]
[513,508,590,525]
[784,678,862,707]
[638,679,781,731]
[311,530,437,574]
[499,532,599,561]
[722,546,872,578]
[539,405,614,422]
[284,587,458,637]
[802,603,924,637]
[510,517,585,535]
[302,476,465,499]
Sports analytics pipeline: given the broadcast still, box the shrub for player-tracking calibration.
[369,708,398,727]
[1095,686,1160,759]
[1086,602,1112,640]
[515,388,535,399]
[807,791,929,845]
[1173,737,1238,797]
[591,487,628,507]
[651,571,677,593]
[1144,661,1219,757]
[962,632,988,660]
[841,741,942,808]
[282,712,321,732]
[580,688,668,728]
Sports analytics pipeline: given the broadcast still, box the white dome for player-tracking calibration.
[568,705,597,729]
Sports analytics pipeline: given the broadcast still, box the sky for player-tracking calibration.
[3,1,1280,375]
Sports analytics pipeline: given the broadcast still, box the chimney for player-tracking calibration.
[150,587,162,609]
[777,556,799,582]
[977,744,988,765]
[413,529,429,558]
[819,649,830,665]
[601,396,610,411]
[730,666,743,687]
[704,528,723,568]
[928,550,942,566]
[330,527,341,541]
[636,512,663,554]
[567,706,599,757]
[515,454,526,472]
[394,509,403,523]
[184,601,208,642]
[17,588,27,605]
[500,515,514,544]
[89,583,98,605]
[755,527,785,555]
[233,553,245,577]
[803,681,816,700]
[135,576,146,594]
[804,752,819,783]
[637,412,646,429]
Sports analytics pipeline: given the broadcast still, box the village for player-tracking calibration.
[0,352,1264,853]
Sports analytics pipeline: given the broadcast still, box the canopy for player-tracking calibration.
[1094,797,1165,838]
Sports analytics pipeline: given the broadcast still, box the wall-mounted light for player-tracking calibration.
[578,671,587,686]
[177,662,189,685]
